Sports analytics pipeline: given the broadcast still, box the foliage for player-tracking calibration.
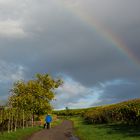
[84,99,140,125]
[0,73,62,134]
[9,74,62,115]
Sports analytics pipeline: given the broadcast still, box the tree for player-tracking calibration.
[9,73,63,127]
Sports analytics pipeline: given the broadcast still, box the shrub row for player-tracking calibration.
[84,99,140,125]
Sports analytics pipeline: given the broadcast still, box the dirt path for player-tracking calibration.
[26,120,79,140]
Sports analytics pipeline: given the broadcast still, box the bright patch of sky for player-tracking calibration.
[52,74,135,109]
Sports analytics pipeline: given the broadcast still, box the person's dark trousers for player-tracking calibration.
[44,123,46,129]
[47,122,50,129]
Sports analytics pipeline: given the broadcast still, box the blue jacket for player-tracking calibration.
[45,115,52,123]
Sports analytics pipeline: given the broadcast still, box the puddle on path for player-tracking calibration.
[69,136,79,140]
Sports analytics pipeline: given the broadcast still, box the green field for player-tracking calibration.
[71,117,140,140]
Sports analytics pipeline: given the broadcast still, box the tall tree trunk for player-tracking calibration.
[32,115,33,127]
[1,108,4,134]
[26,118,28,128]
[15,118,17,132]
[23,110,25,129]
[20,119,22,128]
[14,110,17,132]
[8,111,10,133]
[11,112,13,132]
[32,112,34,127]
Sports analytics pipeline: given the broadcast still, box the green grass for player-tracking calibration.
[0,127,42,140]
[71,117,140,140]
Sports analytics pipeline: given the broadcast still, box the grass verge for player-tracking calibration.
[71,117,140,140]
[0,127,42,140]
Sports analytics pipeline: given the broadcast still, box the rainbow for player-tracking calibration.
[56,0,139,66]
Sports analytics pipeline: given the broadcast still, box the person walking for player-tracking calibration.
[45,114,52,129]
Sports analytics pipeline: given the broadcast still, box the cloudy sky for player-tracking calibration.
[0,0,140,109]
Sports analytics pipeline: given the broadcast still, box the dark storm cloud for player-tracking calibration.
[0,0,140,108]
[91,80,140,107]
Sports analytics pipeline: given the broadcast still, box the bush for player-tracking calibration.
[84,99,140,125]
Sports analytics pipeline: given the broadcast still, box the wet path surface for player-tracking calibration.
[27,120,79,140]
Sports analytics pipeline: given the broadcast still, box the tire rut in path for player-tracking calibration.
[26,120,79,140]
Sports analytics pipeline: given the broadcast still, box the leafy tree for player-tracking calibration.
[9,73,63,127]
